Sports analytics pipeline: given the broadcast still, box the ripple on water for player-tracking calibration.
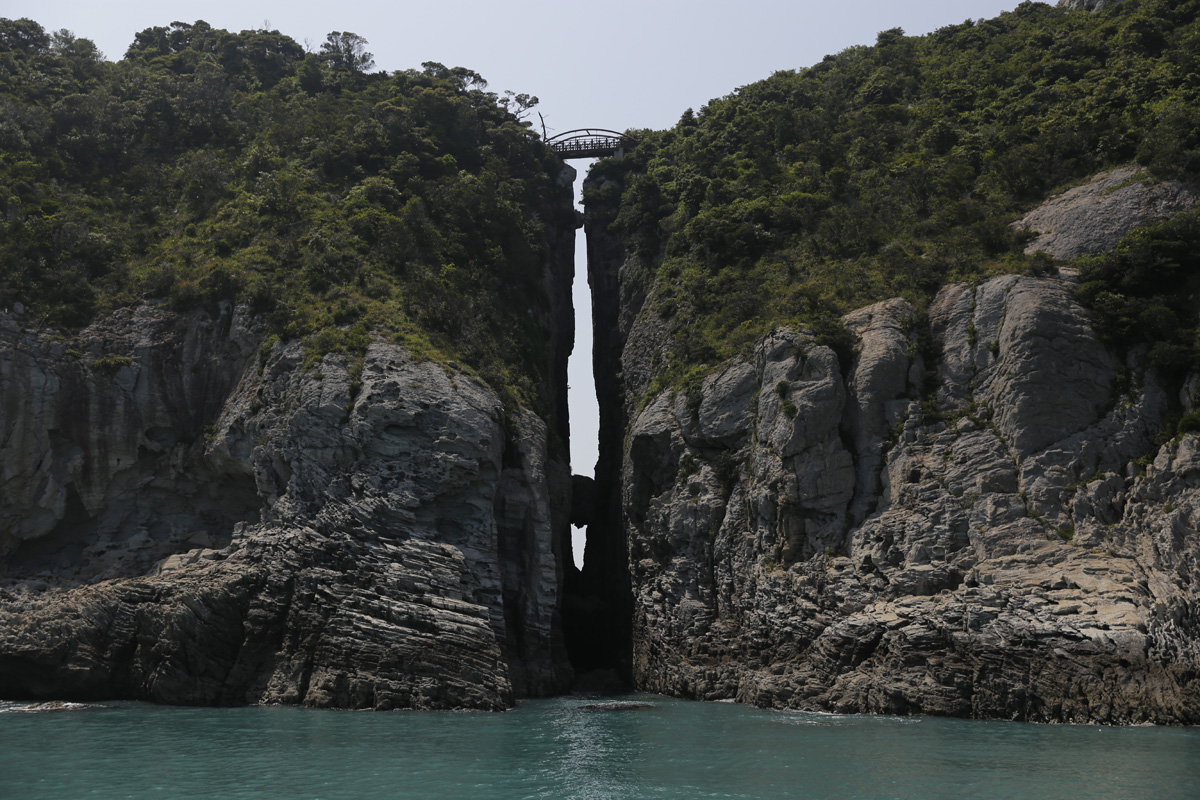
[0,700,112,714]
[0,695,1196,800]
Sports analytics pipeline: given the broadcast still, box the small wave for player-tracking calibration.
[0,700,110,713]
[773,708,921,725]
[578,701,656,712]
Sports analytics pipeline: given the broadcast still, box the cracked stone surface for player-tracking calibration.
[618,277,1199,723]
[0,308,571,709]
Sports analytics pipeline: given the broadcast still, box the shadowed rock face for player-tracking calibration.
[0,322,573,709]
[562,175,636,683]
[0,303,262,572]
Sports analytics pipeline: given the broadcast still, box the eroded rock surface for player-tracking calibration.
[1016,166,1198,260]
[619,276,1200,723]
[1058,0,1126,10]
[0,310,571,708]
[0,303,261,571]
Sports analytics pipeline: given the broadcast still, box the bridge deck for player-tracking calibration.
[546,129,637,160]
[550,137,625,159]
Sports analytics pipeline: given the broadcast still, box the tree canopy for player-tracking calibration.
[0,18,565,411]
[590,0,1200,394]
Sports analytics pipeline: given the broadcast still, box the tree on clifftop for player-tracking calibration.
[320,31,374,73]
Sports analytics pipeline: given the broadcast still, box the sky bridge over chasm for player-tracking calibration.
[546,129,639,160]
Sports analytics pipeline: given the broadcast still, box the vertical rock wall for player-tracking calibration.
[587,164,1200,723]
[0,304,262,574]
[0,166,580,709]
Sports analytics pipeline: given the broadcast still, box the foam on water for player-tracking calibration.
[0,700,111,714]
[1,693,1197,799]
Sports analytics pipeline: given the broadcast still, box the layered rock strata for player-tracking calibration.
[0,307,573,708]
[586,165,1200,723]
[617,276,1199,723]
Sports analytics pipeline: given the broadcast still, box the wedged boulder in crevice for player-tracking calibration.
[569,474,597,529]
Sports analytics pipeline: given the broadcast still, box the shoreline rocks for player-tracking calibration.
[0,314,572,709]
[615,275,1199,724]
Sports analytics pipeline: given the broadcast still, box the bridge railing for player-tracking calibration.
[551,137,624,157]
[545,129,638,160]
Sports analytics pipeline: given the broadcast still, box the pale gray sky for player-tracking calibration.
[9,1,1023,140]
[5,0,1024,566]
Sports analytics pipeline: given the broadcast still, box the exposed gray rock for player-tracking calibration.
[1016,166,1199,260]
[618,273,1200,723]
[0,313,571,709]
[932,276,1117,456]
[697,361,757,447]
[0,303,261,571]
[1058,0,1126,10]
[843,299,920,525]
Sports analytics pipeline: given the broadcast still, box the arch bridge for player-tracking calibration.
[545,129,639,160]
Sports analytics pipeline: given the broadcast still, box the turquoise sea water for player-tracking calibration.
[2,694,1198,800]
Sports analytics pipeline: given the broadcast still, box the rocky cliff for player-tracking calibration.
[0,153,580,709]
[584,166,1200,724]
[1016,166,1199,260]
[4,3,1198,720]
[0,302,574,708]
[0,17,592,710]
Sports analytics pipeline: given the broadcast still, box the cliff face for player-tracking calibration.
[0,309,573,708]
[0,304,261,569]
[1016,166,1200,260]
[586,168,1200,724]
[0,171,578,709]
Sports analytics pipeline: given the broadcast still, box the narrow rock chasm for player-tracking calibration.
[561,164,634,688]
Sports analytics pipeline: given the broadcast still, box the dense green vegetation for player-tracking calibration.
[0,18,568,409]
[1077,206,1200,380]
[589,0,1200,393]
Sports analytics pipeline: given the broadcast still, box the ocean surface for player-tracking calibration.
[2,693,1198,800]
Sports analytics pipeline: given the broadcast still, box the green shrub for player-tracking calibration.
[587,1,1200,407]
[1178,411,1200,436]
[90,356,132,375]
[0,20,566,418]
